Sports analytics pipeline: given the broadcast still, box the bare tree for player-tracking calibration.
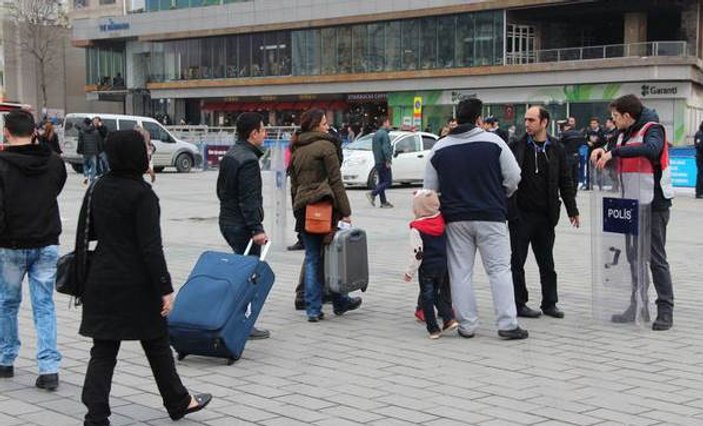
[7,0,69,114]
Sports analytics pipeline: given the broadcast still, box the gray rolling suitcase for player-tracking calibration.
[324,228,369,293]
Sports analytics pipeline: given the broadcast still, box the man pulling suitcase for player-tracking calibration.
[216,112,271,339]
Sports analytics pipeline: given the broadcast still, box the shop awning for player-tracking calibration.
[203,100,349,112]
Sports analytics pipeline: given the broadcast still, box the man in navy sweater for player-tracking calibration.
[424,98,527,340]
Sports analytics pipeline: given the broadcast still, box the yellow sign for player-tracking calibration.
[413,97,423,117]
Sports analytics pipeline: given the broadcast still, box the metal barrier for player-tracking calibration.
[506,41,690,65]
[166,125,297,169]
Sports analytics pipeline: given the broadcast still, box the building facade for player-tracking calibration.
[71,0,703,143]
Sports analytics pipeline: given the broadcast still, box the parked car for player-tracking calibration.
[341,131,439,188]
[61,113,202,173]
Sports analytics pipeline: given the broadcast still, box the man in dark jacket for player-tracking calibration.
[694,121,703,198]
[508,106,579,319]
[559,121,586,192]
[367,116,393,208]
[77,117,101,184]
[93,116,109,176]
[592,94,674,331]
[216,112,270,339]
[584,118,606,190]
[0,110,67,389]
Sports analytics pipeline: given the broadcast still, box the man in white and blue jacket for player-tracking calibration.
[424,98,528,340]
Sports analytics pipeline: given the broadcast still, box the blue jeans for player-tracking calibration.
[83,155,98,182]
[0,246,62,374]
[371,163,392,204]
[97,152,110,176]
[300,232,352,318]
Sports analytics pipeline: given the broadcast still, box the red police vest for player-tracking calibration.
[616,122,674,205]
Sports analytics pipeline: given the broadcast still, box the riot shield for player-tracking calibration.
[590,162,652,325]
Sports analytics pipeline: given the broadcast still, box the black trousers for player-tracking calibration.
[509,212,558,309]
[696,156,703,197]
[220,222,260,256]
[417,270,454,333]
[82,336,190,425]
[568,156,580,193]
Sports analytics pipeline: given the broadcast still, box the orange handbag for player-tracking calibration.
[305,200,333,234]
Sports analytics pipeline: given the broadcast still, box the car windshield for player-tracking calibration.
[345,135,373,151]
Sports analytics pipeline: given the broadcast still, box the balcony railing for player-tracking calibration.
[506,41,690,65]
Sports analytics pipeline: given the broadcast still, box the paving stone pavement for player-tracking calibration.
[1,168,702,426]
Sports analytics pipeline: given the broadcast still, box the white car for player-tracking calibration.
[61,113,202,173]
[341,131,439,188]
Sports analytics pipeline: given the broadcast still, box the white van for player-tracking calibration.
[62,113,202,173]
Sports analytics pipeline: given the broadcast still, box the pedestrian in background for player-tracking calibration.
[93,117,109,176]
[424,98,527,340]
[584,118,605,189]
[694,120,703,198]
[77,117,101,184]
[289,108,362,322]
[0,110,66,390]
[508,106,579,320]
[559,119,586,193]
[40,121,62,154]
[79,130,211,424]
[216,112,271,340]
[367,116,394,208]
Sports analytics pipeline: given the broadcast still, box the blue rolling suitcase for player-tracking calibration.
[168,242,274,365]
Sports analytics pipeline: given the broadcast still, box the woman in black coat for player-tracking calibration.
[79,130,211,425]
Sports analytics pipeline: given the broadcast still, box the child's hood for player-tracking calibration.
[410,214,445,237]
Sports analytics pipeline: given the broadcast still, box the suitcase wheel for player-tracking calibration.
[226,357,238,366]
[177,353,187,361]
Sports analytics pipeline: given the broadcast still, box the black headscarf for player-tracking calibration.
[105,130,148,178]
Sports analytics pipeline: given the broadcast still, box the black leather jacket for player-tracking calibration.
[216,140,265,235]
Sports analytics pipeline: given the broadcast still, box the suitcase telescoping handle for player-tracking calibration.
[244,239,272,261]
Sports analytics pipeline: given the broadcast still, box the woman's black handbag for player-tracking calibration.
[55,180,98,304]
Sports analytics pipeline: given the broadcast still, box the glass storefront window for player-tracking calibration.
[437,15,455,68]
[321,28,337,74]
[225,36,238,78]
[292,29,321,76]
[86,45,126,86]
[420,17,437,70]
[140,10,503,82]
[401,19,419,70]
[456,14,475,67]
[385,21,401,72]
[337,26,352,73]
[367,23,384,72]
[238,35,251,77]
[352,24,367,73]
[306,29,321,75]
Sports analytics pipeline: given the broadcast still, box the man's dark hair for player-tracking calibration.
[536,106,550,126]
[376,115,388,128]
[236,112,264,140]
[589,117,599,124]
[3,109,36,137]
[447,117,456,124]
[456,98,483,125]
[609,94,643,119]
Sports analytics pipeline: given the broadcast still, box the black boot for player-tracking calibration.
[652,308,673,331]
